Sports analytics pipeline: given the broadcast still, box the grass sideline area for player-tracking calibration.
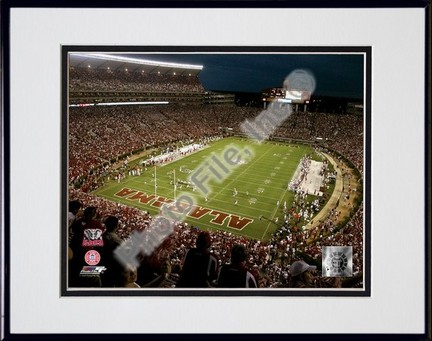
[93,137,331,241]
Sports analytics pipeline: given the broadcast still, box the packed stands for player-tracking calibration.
[68,65,364,289]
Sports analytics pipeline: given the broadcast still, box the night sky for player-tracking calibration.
[123,53,364,99]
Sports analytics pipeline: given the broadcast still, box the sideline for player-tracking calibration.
[303,152,344,230]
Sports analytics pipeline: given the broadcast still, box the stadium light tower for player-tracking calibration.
[72,53,203,70]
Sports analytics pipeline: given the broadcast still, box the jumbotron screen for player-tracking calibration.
[284,89,312,104]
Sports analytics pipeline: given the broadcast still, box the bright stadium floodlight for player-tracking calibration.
[95,101,169,106]
[71,53,203,70]
[68,101,169,108]
[69,103,96,107]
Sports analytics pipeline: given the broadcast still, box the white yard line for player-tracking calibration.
[209,145,277,203]
[261,185,289,240]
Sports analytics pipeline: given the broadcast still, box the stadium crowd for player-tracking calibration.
[69,187,363,288]
[274,111,363,174]
[70,67,205,93]
[68,108,364,288]
[69,105,260,190]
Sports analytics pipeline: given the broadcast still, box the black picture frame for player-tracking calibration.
[1,0,430,340]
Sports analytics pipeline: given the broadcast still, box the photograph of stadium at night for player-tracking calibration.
[63,48,369,294]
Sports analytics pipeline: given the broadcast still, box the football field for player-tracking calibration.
[94,137,320,241]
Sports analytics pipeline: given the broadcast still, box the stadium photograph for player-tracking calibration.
[63,48,369,294]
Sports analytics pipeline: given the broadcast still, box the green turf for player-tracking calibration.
[94,137,318,241]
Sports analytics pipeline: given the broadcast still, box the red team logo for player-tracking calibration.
[84,250,101,265]
[82,229,104,247]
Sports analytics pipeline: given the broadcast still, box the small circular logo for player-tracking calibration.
[326,251,348,275]
[84,250,101,265]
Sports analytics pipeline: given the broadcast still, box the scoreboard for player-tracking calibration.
[284,89,312,104]
[262,87,311,104]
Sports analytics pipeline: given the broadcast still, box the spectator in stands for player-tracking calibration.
[217,244,257,288]
[156,258,179,288]
[100,215,124,287]
[176,231,219,288]
[68,200,82,228]
[121,265,140,288]
[143,258,178,288]
[67,200,82,263]
[70,206,105,252]
[288,260,317,288]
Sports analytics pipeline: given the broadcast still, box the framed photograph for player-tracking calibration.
[1,0,430,339]
[62,46,370,297]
